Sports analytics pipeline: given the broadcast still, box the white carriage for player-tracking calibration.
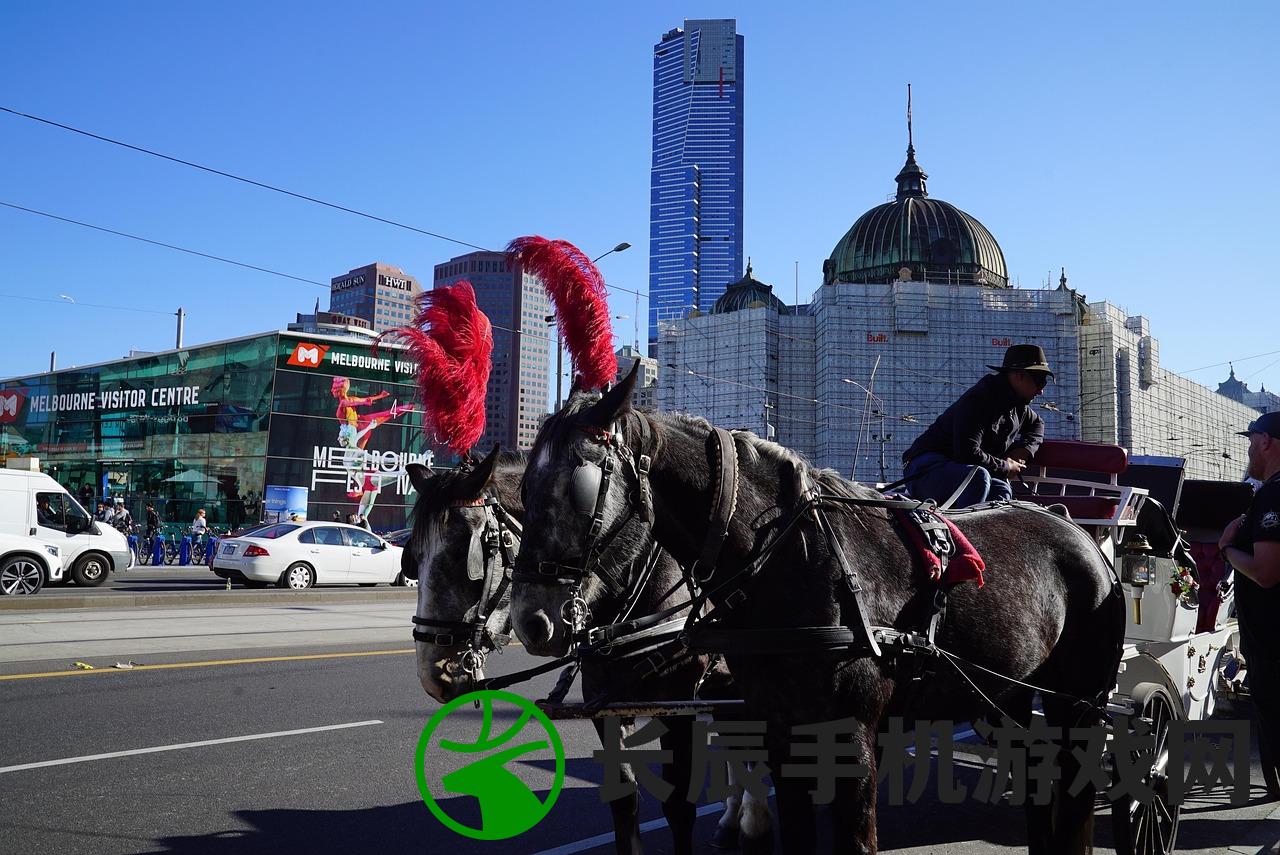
[1021,439,1251,855]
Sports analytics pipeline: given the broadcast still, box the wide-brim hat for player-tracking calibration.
[987,344,1054,377]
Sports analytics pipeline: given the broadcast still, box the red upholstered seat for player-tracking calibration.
[1030,440,1128,474]
[1023,494,1122,521]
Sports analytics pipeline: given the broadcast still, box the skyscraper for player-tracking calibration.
[648,19,745,347]
[328,262,424,334]
[433,251,551,451]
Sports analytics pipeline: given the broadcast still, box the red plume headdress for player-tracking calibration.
[506,236,617,391]
[381,282,492,454]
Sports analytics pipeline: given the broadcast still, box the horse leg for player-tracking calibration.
[1041,694,1098,855]
[712,763,743,850]
[738,761,775,855]
[769,731,817,855]
[828,723,879,854]
[659,715,697,855]
[593,717,644,855]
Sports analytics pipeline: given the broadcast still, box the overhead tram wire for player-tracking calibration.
[0,292,172,316]
[0,106,490,252]
[0,201,330,290]
[8,107,1275,389]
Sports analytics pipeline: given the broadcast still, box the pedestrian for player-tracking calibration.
[901,344,1050,507]
[331,510,342,523]
[95,502,107,521]
[108,497,133,532]
[145,504,160,539]
[192,508,208,537]
[1219,411,1280,799]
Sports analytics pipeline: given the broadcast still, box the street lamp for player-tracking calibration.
[592,242,632,264]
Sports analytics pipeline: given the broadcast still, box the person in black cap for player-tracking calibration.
[902,344,1052,507]
[1219,411,1280,797]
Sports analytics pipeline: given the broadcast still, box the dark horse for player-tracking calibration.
[404,449,771,855]
[510,365,1127,854]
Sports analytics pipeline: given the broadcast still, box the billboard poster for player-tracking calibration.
[264,485,309,523]
[268,335,432,529]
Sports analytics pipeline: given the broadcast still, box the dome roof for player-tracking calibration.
[823,143,1008,289]
[712,262,792,315]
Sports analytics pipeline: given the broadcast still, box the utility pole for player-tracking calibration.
[175,307,186,349]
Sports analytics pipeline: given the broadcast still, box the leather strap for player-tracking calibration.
[690,427,739,584]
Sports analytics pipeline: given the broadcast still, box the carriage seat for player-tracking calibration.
[1020,440,1132,525]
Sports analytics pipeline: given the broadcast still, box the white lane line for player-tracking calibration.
[529,800,731,855]
[0,720,383,774]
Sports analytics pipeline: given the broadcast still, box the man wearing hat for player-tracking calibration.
[1219,411,1280,797]
[901,344,1053,507]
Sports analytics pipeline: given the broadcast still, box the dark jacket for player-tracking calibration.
[903,373,1044,477]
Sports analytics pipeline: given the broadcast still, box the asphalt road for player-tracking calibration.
[35,564,404,597]
[1,600,1278,854]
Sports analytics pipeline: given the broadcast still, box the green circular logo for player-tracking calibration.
[415,689,565,840]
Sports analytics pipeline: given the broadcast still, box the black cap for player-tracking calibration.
[1239,411,1280,439]
[986,344,1054,377]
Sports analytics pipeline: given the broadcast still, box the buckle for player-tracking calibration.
[537,561,561,576]
[725,589,747,610]
[436,633,454,647]
[637,454,652,475]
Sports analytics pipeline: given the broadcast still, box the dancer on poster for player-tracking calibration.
[330,376,416,519]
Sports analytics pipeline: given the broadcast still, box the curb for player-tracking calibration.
[0,588,417,612]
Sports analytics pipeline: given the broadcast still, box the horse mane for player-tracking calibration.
[535,393,884,508]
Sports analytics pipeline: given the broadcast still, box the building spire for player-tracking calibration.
[895,83,928,200]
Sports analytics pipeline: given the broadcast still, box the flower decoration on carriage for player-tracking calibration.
[379,281,493,455]
[506,236,618,392]
[1170,563,1199,607]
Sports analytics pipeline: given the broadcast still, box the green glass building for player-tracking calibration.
[0,331,431,532]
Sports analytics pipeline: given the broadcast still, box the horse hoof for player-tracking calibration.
[709,823,739,850]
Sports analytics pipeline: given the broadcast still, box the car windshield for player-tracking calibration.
[243,524,300,540]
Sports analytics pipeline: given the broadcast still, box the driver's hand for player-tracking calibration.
[1005,458,1026,475]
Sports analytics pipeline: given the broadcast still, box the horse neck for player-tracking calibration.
[646,416,797,571]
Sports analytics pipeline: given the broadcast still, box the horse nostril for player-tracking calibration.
[522,612,554,647]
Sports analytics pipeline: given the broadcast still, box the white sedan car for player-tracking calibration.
[211,521,411,589]
[0,533,62,596]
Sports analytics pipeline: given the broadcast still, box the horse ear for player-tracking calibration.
[583,360,639,429]
[452,445,501,500]
[406,463,434,495]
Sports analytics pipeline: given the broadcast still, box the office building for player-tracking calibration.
[328,262,424,334]
[433,251,551,451]
[649,19,745,346]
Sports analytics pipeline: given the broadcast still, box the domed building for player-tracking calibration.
[712,262,793,315]
[823,137,1008,288]
[658,110,1254,482]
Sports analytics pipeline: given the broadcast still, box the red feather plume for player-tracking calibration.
[380,282,492,455]
[506,236,618,391]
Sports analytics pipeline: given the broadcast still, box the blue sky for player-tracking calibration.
[1,1,1277,394]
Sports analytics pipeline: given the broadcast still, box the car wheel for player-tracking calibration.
[281,563,315,590]
[393,572,418,588]
[71,553,110,587]
[0,556,44,595]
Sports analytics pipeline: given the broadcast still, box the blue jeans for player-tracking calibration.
[904,452,1012,508]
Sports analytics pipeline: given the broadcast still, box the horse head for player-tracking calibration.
[407,446,522,702]
[511,362,668,656]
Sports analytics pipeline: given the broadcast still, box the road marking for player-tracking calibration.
[0,720,383,774]
[0,648,415,681]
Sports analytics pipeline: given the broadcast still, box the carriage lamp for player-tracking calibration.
[1120,534,1154,625]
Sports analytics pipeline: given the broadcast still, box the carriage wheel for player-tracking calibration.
[1111,683,1182,855]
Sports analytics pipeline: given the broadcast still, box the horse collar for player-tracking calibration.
[690,427,739,585]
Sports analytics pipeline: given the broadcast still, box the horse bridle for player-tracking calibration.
[410,493,520,676]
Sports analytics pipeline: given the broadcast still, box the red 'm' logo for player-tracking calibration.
[287,343,330,368]
[0,389,25,424]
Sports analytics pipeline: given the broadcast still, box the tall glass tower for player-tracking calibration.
[648,19,744,347]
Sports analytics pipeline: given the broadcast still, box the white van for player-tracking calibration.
[0,464,132,586]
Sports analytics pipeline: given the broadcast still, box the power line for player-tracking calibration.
[0,201,330,289]
[0,106,491,252]
[0,292,172,316]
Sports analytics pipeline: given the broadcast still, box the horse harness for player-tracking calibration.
[410,492,520,676]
